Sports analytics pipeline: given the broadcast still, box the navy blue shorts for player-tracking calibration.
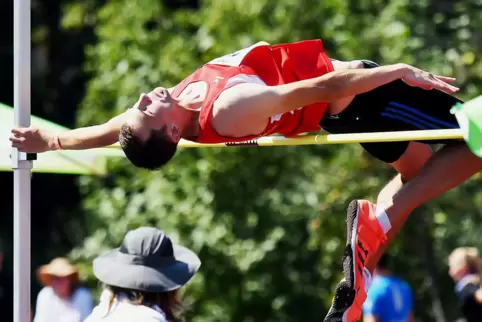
[319,70,462,163]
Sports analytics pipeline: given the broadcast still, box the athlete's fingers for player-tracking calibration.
[426,76,452,90]
[11,128,27,135]
[11,142,24,150]
[432,79,459,93]
[432,83,455,93]
[10,131,25,139]
[9,136,25,143]
[434,75,457,83]
[435,77,459,91]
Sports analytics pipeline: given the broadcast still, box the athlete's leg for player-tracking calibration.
[366,142,482,272]
[353,84,480,273]
[325,144,482,322]
[326,60,434,204]
[378,142,433,203]
[322,72,478,322]
[350,83,469,271]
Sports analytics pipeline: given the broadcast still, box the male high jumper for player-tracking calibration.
[11,40,480,321]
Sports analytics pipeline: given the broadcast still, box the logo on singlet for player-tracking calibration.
[213,76,224,84]
[207,42,269,67]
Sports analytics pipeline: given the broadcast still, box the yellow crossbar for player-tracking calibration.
[104,129,463,149]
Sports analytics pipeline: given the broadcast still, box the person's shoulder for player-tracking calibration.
[371,276,391,290]
[111,301,168,322]
[35,286,55,306]
[74,286,91,295]
[400,279,412,290]
[392,277,412,292]
[73,286,93,300]
[367,278,389,298]
[459,281,480,299]
[364,279,386,312]
[37,286,54,298]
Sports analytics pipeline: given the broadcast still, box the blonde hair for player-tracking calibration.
[449,247,482,284]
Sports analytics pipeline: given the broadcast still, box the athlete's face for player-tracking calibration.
[126,88,180,142]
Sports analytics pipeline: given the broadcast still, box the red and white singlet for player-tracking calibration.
[170,40,334,143]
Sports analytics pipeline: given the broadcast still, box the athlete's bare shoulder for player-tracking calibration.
[212,83,278,137]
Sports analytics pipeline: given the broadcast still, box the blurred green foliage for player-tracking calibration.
[59,0,482,321]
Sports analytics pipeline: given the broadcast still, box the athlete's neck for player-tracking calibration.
[174,80,207,139]
[181,111,200,139]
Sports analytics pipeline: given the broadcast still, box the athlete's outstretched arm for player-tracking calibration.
[219,63,458,121]
[11,88,178,153]
[10,112,128,153]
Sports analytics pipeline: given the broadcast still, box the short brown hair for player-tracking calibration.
[119,123,178,170]
[105,285,184,322]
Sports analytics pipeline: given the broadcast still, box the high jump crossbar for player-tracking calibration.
[105,128,464,149]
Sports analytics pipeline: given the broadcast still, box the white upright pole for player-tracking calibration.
[12,0,32,321]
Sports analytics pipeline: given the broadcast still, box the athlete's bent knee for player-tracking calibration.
[390,142,433,181]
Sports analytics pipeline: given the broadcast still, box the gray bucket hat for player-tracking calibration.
[93,227,201,293]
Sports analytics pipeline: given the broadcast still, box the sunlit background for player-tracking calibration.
[1,0,482,321]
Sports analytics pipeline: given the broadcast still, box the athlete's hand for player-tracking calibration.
[400,64,459,93]
[9,127,56,152]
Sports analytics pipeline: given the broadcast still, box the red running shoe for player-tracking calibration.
[324,200,387,322]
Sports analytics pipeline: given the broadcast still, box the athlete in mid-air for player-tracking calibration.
[10,40,481,321]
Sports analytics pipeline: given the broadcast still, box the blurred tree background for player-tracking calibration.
[1,0,482,321]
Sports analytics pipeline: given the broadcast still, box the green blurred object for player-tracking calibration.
[0,103,124,175]
[451,95,482,158]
